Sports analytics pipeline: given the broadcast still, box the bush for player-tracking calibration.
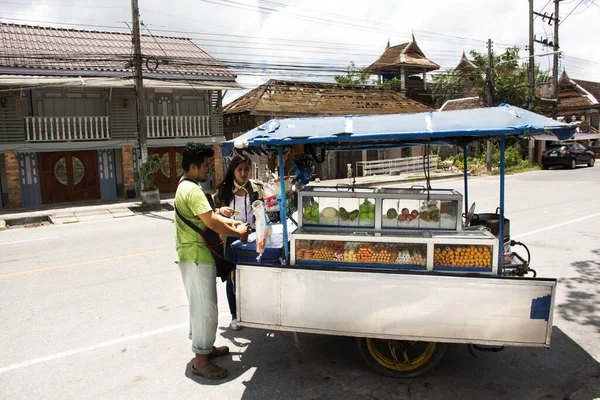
[139,154,161,191]
[442,144,525,171]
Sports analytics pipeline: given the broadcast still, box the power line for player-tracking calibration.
[560,0,586,24]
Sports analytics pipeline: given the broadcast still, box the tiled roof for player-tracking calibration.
[439,97,484,111]
[224,79,431,116]
[367,36,440,73]
[556,72,600,110]
[0,23,236,81]
[455,51,480,72]
[573,79,600,104]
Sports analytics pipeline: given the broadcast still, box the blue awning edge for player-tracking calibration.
[221,104,576,157]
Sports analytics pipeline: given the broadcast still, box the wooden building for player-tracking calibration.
[0,23,239,208]
[223,79,430,179]
[366,35,440,106]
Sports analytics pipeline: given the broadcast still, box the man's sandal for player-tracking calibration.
[191,363,228,379]
[208,346,229,360]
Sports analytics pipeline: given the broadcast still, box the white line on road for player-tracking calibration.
[0,236,60,246]
[0,312,232,374]
[0,323,185,374]
[517,212,600,238]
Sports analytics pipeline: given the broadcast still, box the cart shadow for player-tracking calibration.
[213,326,599,400]
[557,248,600,332]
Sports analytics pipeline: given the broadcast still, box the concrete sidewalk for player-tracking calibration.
[0,171,463,229]
[0,197,175,229]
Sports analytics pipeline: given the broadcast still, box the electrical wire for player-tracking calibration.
[560,0,587,25]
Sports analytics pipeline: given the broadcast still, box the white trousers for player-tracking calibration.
[178,261,217,355]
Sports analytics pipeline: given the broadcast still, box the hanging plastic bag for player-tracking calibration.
[252,200,270,260]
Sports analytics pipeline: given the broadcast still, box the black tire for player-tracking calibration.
[568,158,577,169]
[542,164,549,170]
[588,158,595,167]
[357,338,446,378]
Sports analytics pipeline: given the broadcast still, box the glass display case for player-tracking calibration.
[430,230,499,273]
[298,186,462,231]
[300,187,376,228]
[291,228,429,270]
[290,227,499,273]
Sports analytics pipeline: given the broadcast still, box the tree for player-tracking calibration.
[431,47,550,109]
[334,61,373,85]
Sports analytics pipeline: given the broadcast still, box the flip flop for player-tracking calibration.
[208,346,230,360]
[191,363,228,379]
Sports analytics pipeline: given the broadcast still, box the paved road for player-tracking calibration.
[0,166,599,399]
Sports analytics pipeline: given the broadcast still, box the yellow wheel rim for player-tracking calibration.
[366,339,437,371]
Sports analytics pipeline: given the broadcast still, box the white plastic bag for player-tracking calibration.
[251,200,270,260]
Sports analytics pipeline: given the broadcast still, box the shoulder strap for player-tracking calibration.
[174,205,204,235]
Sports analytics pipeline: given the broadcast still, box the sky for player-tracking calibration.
[1,0,599,104]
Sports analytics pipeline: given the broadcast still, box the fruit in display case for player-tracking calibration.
[386,208,398,219]
[303,201,320,224]
[398,209,419,227]
[358,199,375,226]
[420,201,441,227]
[382,207,399,227]
[320,207,339,225]
[434,245,492,268]
[321,207,338,218]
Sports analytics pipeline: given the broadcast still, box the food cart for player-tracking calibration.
[221,105,575,377]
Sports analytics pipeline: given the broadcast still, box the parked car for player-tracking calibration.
[541,143,595,169]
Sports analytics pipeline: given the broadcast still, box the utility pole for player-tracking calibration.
[552,0,560,120]
[131,0,148,165]
[486,39,494,172]
[528,0,536,111]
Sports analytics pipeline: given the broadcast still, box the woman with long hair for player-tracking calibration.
[213,153,263,330]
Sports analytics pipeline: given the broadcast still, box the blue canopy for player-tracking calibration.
[221,105,576,156]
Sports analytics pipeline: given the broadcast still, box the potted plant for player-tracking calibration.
[139,154,161,204]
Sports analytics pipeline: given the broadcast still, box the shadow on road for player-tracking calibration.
[180,325,600,399]
[558,248,600,333]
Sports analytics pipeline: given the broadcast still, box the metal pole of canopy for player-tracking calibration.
[278,146,290,265]
[463,141,469,218]
[498,136,506,272]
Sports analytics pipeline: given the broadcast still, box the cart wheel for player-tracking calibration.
[357,338,446,378]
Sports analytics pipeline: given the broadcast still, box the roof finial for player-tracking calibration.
[386,38,390,49]
[411,31,415,43]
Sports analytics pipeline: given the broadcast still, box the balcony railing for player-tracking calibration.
[147,115,211,138]
[25,116,111,142]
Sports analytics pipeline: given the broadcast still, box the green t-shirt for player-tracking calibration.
[174,180,214,265]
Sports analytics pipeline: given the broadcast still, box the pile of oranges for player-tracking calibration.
[434,245,492,267]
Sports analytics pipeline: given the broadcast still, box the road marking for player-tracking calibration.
[0,323,187,374]
[517,212,600,238]
[0,236,60,246]
[0,311,232,374]
[0,249,171,279]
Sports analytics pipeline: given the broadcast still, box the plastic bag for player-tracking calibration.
[251,200,270,260]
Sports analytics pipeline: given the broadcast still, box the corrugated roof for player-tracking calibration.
[367,36,439,74]
[0,22,236,81]
[223,79,431,116]
[439,97,484,111]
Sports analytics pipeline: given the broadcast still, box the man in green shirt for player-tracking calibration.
[175,142,249,380]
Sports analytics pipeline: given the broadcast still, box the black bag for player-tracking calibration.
[175,182,235,282]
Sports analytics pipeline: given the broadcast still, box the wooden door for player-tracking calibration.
[148,147,183,193]
[39,151,101,203]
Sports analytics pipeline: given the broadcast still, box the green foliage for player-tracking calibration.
[379,77,403,91]
[334,61,373,86]
[139,154,161,191]
[432,47,551,109]
[442,144,527,170]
